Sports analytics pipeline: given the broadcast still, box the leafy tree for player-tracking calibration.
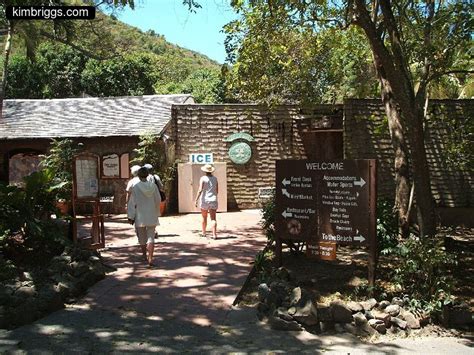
[224,4,379,104]
[227,0,473,237]
[35,43,88,98]
[81,53,156,97]
[5,55,43,98]
[182,68,224,103]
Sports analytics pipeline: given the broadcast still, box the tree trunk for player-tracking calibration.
[1,21,13,119]
[381,85,411,238]
[353,0,437,236]
[402,103,437,237]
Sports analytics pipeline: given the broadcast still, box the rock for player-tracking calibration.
[391,316,407,330]
[290,287,302,306]
[378,300,390,309]
[319,321,335,333]
[401,310,420,329]
[258,283,270,302]
[293,299,319,326]
[72,261,90,277]
[14,285,37,299]
[268,316,303,331]
[275,308,294,322]
[392,297,404,306]
[38,287,64,313]
[89,255,100,262]
[364,310,374,320]
[265,290,282,308]
[22,272,33,281]
[368,318,387,334]
[287,307,297,315]
[347,301,364,313]
[273,267,290,281]
[353,312,368,326]
[317,304,333,322]
[257,302,270,319]
[330,300,353,323]
[385,304,401,317]
[361,298,377,311]
[372,310,392,327]
[269,281,288,301]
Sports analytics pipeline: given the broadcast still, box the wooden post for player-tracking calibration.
[368,160,378,289]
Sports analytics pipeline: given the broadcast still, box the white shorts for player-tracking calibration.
[200,201,218,211]
[136,226,156,245]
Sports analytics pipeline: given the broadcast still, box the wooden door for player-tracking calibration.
[178,162,227,213]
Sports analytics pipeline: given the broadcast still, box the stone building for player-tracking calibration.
[0,94,194,213]
[1,95,472,224]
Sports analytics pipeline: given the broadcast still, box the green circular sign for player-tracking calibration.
[228,141,252,164]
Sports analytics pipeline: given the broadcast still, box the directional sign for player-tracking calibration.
[275,159,376,247]
[275,161,318,241]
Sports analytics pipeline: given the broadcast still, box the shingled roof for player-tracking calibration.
[0,94,194,139]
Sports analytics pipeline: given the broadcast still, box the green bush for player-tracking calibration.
[391,235,457,315]
[40,138,78,201]
[260,192,275,243]
[377,198,399,254]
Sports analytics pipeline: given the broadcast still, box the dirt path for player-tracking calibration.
[0,211,472,353]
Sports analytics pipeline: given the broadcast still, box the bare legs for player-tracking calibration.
[209,209,217,239]
[200,209,217,238]
[147,242,154,266]
[200,209,208,236]
[137,226,156,266]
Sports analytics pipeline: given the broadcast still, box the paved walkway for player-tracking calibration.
[1,211,472,353]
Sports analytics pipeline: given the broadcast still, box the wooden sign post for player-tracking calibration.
[275,159,377,286]
[72,153,105,249]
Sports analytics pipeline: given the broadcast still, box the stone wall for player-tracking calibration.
[170,104,343,210]
[344,99,474,207]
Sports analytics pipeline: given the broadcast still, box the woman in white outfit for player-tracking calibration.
[194,164,218,239]
[127,167,161,266]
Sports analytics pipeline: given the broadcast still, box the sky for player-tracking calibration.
[114,0,238,64]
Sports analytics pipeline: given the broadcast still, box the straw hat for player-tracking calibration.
[201,164,215,173]
[130,165,141,176]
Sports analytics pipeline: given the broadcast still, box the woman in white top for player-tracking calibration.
[195,164,218,239]
[127,167,161,266]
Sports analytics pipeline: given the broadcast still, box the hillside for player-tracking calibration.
[2,10,223,103]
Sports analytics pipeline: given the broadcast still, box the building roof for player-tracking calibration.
[0,94,194,139]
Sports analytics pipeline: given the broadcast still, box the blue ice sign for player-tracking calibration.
[189,153,213,164]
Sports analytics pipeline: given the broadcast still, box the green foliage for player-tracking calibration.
[377,199,399,254]
[0,170,65,238]
[81,53,156,97]
[224,2,379,104]
[5,56,43,98]
[391,236,457,315]
[4,7,221,101]
[260,191,275,243]
[182,68,224,103]
[36,43,88,98]
[40,138,79,201]
[130,131,176,186]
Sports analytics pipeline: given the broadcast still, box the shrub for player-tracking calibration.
[391,235,457,315]
[260,191,275,243]
[377,198,399,254]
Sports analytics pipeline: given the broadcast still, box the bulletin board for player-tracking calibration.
[74,154,99,199]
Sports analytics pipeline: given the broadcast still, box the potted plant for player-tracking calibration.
[39,138,79,216]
